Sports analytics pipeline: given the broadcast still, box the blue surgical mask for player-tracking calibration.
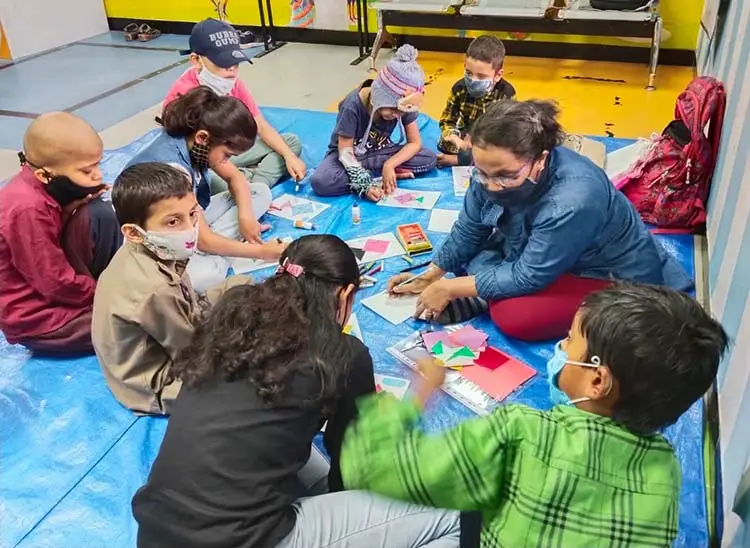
[464,76,494,97]
[546,341,603,406]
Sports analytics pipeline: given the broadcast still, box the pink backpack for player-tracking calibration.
[613,76,726,231]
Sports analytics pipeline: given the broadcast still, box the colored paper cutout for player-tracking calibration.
[475,347,511,371]
[431,341,445,355]
[422,331,451,349]
[363,238,390,254]
[449,326,488,350]
[374,374,411,399]
[416,196,424,203]
[460,357,536,402]
[395,192,417,204]
[448,346,476,360]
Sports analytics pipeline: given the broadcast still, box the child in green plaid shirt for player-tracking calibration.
[437,35,516,168]
[341,283,728,548]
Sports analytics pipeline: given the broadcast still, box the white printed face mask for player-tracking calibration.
[198,65,236,96]
[136,224,199,261]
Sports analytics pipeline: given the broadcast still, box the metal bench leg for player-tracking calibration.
[369,11,393,71]
[647,16,663,91]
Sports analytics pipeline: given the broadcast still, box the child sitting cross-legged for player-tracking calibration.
[437,35,516,168]
[93,163,251,415]
[342,283,729,548]
[311,44,437,201]
[165,18,305,190]
[0,112,121,355]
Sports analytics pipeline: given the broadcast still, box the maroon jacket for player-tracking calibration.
[0,166,94,342]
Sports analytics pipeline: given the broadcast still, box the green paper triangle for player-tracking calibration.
[416,196,424,203]
[448,346,475,360]
[431,341,444,355]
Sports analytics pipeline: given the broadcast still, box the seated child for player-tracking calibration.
[129,87,286,293]
[0,112,121,355]
[93,163,250,415]
[342,283,729,547]
[311,44,437,201]
[437,35,515,168]
[165,18,305,191]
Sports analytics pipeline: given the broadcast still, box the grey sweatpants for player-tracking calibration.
[208,133,302,193]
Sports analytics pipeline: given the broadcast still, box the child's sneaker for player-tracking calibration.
[238,30,259,49]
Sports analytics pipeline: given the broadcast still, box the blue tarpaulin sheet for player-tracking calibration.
[0,108,706,547]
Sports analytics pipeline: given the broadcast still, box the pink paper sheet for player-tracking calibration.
[363,239,390,254]
[394,192,417,204]
[449,326,488,350]
[422,331,452,350]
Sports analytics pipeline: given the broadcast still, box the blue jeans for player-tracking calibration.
[186,186,273,293]
[279,447,460,548]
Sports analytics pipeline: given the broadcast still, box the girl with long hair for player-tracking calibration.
[133,235,460,548]
[127,86,285,292]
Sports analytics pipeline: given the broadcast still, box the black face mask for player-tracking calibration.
[484,178,539,207]
[190,142,211,170]
[46,176,106,207]
[18,152,106,207]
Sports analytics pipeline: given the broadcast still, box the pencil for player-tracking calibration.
[392,265,434,291]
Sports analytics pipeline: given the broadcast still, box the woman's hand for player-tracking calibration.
[388,268,441,295]
[238,214,270,245]
[414,279,453,320]
[437,153,459,168]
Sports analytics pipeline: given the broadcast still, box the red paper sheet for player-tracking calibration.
[460,353,536,402]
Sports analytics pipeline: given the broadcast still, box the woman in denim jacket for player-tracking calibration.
[389,100,692,341]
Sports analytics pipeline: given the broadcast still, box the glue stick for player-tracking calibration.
[293,220,315,230]
[352,202,361,225]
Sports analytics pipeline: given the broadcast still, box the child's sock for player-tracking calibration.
[436,297,488,324]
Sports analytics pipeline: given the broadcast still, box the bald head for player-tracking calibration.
[23,112,102,169]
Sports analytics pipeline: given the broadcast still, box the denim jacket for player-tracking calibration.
[126,130,212,210]
[433,146,693,301]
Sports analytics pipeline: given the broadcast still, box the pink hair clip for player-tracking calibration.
[276,258,304,278]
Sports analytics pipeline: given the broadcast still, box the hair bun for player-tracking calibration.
[394,44,418,63]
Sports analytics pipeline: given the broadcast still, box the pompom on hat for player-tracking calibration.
[356,44,425,154]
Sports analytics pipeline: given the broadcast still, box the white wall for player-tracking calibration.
[0,0,107,59]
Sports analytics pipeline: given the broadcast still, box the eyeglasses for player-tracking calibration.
[472,160,533,189]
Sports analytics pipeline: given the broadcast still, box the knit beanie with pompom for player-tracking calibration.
[356,44,425,154]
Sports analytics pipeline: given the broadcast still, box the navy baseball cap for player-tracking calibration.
[180,19,252,68]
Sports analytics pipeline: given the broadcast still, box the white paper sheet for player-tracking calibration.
[267,194,330,222]
[346,232,406,263]
[377,189,441,210]
[343,312,363,342]
[427,208,460,233]
[362,291,419,325]
[452,166,472,197]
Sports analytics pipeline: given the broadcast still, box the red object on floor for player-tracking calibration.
[474,347,509,371]
[461,351,536,402]
[489,274,612,342]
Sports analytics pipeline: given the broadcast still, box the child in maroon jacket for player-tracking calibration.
[0,112,121,355]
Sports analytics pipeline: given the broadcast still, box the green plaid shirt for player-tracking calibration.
[341,395,681,548]
[438,78,516,153]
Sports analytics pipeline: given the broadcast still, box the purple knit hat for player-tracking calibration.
[356,44,425,154]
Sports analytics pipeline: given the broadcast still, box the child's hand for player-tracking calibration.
[437,153,459,168]
[62,186,109,220]
[285,155,307,181]
[413,357,446,408]
[365,186,384,202]
[239,215,270,245]
[381,162,398,194]
[257,239,288,261]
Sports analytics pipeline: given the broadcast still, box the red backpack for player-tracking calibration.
[613,76,726,231]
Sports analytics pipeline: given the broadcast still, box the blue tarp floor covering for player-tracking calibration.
[0,108,706,547]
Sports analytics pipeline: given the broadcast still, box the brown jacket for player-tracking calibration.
[93,242,249,415]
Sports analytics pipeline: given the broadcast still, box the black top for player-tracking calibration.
[132,335,375,548]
